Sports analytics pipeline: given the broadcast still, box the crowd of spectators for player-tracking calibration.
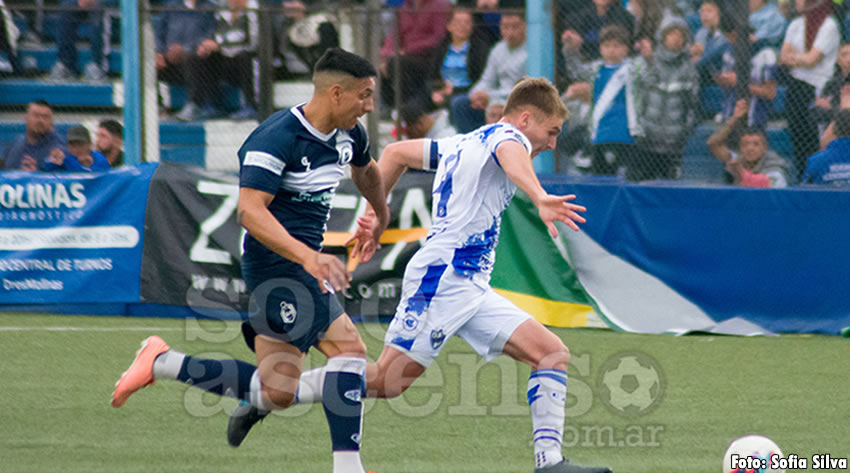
[2,0,850,186]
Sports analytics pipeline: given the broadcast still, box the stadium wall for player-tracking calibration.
[1,162,848,335]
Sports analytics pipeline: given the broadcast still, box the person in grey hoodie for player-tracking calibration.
[632,13,699,181]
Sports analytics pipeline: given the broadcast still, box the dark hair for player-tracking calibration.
[835,109,850,137]
[739,126,767,141]
[503,76,568,119]
[400,100,427,127]
[314,48,377,79]
[599,25,631,47]
[99,119,123,137]
[719,9,735,34]
[29,99,51,109]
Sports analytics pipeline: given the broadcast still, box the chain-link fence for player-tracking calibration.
[0,0,844,186]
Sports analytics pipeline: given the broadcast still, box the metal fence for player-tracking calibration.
[0,0,844,187]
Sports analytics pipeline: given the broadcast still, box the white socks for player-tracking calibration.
[528,369,568,469]
[295,366,327,404]
[152,349,185,380]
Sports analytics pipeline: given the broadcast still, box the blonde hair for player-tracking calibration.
[503,77,569,120]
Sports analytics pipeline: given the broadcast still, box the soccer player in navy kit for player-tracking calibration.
[111,49,390,473]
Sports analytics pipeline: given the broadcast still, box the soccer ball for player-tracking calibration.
[722,435,785,473]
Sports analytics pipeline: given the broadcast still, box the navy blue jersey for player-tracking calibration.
[238,106,371,271]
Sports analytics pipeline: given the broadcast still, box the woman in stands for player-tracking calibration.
[780,0,841,180]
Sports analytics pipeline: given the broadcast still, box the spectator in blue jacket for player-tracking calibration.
[155,0,215,97]
[43,125,111,172]
[804,109,850,185]
[690,0,729,84]
[2,100,65,171]
[49,0,118,81]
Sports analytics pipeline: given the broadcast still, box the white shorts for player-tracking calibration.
[384,262,532,367]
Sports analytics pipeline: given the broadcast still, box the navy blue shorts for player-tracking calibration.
[241,264,345,353]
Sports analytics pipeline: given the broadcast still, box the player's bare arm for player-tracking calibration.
[237,187,350,293]
[496,140,586,237]
[347,139,429,260]
[350,160,391,262]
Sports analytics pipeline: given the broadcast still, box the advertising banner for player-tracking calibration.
[0,164,155,304]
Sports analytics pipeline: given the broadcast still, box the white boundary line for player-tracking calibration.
[0,326,218,332]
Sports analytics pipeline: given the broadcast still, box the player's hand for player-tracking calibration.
[535,194,587,238]
[304,252,351,294]
[346,211,381,263]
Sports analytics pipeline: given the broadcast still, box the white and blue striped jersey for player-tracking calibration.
[238,105,371,271]
[415,123,532,288]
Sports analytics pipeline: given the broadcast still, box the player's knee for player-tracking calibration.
[537,340,570,371]
[263,388,296,410]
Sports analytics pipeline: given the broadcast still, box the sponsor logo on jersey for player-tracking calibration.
[280,301,297,324]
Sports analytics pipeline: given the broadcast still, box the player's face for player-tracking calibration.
[739,134,767,163]
[522,112,564,158]
[339,77,376,129]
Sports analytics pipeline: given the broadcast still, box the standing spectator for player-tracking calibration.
[633,14,699,181]
[429,8,495,110]
[176,0,259,121]
[803,109,850,185]
[814,42,850,124]
[780,0,841,179]
[450,13,527,132]
[155,0,216,107]
[42,125,111,172]
[0,0,22,76]
[628,0,664,47]
[48,0,117,81]
[561,0,634,61]
[274,1,338,79]
[562,25,642,176]
[2,100,65,171]
[96,119,123,167]
[750,0,789,48]
[708,99,790,187]
[715,13,778,128]
[457,0,502,44]
[690,0,729,84]
[380,0,452,109]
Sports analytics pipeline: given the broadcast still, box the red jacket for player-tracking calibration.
[381,0,452,59]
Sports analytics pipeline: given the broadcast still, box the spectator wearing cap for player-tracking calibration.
[96,119,123,167]
[43,125,111,172]
[2,100,65,171]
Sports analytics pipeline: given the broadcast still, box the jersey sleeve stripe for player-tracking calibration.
[424,139,439,171]
[244,150,285,175]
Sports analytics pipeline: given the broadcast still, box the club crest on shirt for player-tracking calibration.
[280,301,297,324]
[336,142,353,165]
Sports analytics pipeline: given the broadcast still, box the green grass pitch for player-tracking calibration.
[0,312,847,472]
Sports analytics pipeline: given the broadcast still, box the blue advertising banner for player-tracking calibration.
[0,164,156,304]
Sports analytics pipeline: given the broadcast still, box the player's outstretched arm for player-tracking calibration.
[347,139,430,261]
[376,139,430,192]
[496,140,587,237]
[351,160,391,261]
[237,187,350,293]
